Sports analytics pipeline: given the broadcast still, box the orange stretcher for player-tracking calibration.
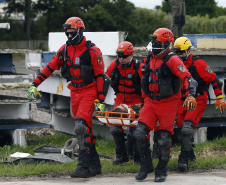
[96,111,139,127]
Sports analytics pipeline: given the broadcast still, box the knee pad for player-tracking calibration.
[74,117,87,135]
[110,126,122,136]
[134,122,150,142]
[181,121,193,136]
[158,130,171,162]
[181,121,193,151]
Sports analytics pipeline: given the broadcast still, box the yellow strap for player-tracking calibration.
[216,95,223,99]
[37,91,42,97]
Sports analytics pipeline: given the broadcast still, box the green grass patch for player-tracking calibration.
[0,131,225,177]
[12,53,25,61]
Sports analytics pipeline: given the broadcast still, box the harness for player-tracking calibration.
[59,41,96,88]
[187,55,210,97]
[141,51,182,100]
[110,59,141,95]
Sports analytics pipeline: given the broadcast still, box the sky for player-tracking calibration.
[127,0,226,10]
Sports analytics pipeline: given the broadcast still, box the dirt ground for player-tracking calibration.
[0,170,226,185]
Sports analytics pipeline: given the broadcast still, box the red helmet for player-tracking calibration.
[117,41,134,55]
[149,28,174,43]
[63,17,85,30]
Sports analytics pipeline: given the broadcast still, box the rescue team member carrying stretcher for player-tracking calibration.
[106,41,144,165]
[134,28,198,182]
[27,17,110,178]
[174,37,226,171]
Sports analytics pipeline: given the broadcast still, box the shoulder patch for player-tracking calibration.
[177,64,186,72]
[97,56,102,65]
[205,66,213,74]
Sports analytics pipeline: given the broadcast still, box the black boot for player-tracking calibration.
[133,145,140,165]
[126,128,134,160]
[178,151,189,171]
[70,168,90,178]
[189,148,196,161]
[134,122,153,181]
[154,130,171,182]
[154,160,168,182]
[71,118,92,178]
[178,121,194,171]
[89,142,102,177]
[110,126,129,165]
[127,127,140,164]
[152,131,159,159]
[70,150,91,178]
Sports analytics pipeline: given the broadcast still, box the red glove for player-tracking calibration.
[183,95,197,111]
[216,95,226,113]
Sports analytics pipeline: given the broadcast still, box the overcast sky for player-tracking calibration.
[127,0,226,10]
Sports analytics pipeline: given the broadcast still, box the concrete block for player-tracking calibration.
[197,38,226,49]
[194,127,207,144]
[13,129,27,147]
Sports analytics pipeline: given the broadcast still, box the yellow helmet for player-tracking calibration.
[174,37,192,51]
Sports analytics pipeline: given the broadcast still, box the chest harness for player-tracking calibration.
[141,51,182,100]
[111,59,141,95]
[186,55,209,97]
[59,41,96,88]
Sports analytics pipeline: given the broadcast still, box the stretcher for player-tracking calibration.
[96,111,139,127]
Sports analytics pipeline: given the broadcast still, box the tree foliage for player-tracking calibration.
[0,0,226,46]
[161,0,226,18]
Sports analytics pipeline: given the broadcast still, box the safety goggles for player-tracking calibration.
[118,54,132,59]
[173,47,186,55]
[117,50,132,59]
[65,30,77,37]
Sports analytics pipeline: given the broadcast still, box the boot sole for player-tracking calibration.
[178,163,188,171]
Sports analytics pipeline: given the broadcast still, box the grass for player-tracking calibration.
[12,53,25,61]
[0,130,225,177]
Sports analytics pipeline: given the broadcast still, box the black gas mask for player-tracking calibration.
[152,40,170,55]
[65,28,84,45]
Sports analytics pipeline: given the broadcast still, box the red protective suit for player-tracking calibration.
[32,37,105,128]
[106,58,143,108]
[139,49,193,135]
[175,53,222,128]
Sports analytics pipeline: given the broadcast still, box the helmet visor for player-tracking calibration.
[173,47,186,55]
[65,30,77,37]
[117,50,132,59]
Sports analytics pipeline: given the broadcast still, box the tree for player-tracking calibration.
[4,0,36,39]
[161,0,218,18]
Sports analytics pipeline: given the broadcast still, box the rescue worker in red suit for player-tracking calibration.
[134,28,198,182]
[173,37,226,171]
[106,41,143,165]
[27,17,109,178]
